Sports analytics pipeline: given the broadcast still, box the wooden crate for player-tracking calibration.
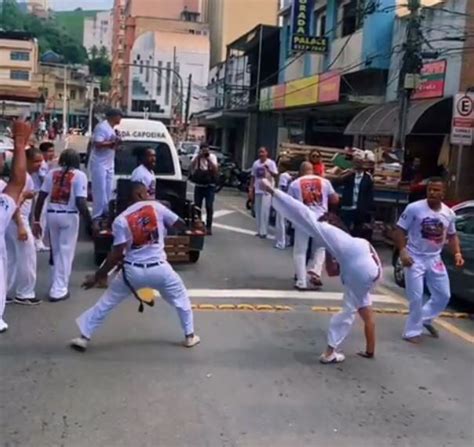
[165,235,191,263]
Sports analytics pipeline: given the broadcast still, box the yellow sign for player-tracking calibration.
[285,75,319,108]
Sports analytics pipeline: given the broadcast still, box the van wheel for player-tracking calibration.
[94,251,107,266]
[189,250,200,263]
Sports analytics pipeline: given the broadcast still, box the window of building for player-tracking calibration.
[313,8,327,37]
[188,29,196,34]
[10,51,30,61]
[156,61,163,96]
[285,24,292,57]
[145,60,150,82]
[165,62,171,105]
[10,70,29,81]
[39,87,49,98]
[70,89,76,100]
[139,60,144,74]
[340,0,365,37]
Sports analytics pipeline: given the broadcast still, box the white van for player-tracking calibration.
[114,118,182,181]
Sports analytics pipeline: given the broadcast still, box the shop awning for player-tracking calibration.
[344,97,451,136]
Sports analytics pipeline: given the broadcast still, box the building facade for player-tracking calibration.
[128,30,209,123]
[0,31,40,117]
[83,10,113,58]
[110,0,210,125]
[207,0,279,67]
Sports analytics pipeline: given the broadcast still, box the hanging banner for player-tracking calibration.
[291,0,327,53]
[285,75,319,108]
[318,71,341,103]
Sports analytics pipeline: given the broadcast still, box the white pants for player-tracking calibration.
[76,262,195,339]
[275,212,287,248]
[293,229,325,288]
[91,163,114,219]
[6,222,37,299]
[254,193,271,236]
[0,251,7,323]
[327,255,379,348]
[403,254,451,338]
[34,201,49,249]
[47,212,79,299]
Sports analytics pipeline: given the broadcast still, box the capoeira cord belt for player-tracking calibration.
[121,265,155,313]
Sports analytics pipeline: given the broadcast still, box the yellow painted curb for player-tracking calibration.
[255,304,275,311]
[217,304,236,310]
[237,304,255,311]
[275,305,293,311]
[311,306,329,312]
[197,304,217,310]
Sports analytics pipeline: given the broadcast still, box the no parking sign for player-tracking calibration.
[451,93,474,145]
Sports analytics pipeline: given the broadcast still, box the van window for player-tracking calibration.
[115,141,175,175]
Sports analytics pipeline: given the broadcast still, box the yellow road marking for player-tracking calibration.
[376,285,473,344]
[433,319,474,344]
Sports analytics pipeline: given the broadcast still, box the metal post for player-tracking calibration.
[455,144,464,199]
[396,0,421,160]
[255,25,264,104]
[185,73,192,138]
[87,81,94,135]
[62,64,68,135]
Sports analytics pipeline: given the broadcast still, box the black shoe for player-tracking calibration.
[206,227,213,236]
[49,292,70,303]
[14,297,42,306]
[6,297,14,305]
[423,323,440,338]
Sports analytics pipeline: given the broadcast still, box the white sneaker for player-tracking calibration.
[70,337,88,352]
[183,334,201,348]
[319,351,346,364]
[0,319,8,334]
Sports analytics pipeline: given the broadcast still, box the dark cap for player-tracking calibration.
[105,108,123,118]
[200,142,209,150]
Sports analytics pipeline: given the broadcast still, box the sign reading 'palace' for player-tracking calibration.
[291,0,327,53]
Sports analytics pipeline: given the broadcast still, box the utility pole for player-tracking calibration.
[184,73,192,138]
[396,0,423,158]
[62,64,68,136]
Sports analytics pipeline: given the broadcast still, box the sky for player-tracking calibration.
[50,0,113,11]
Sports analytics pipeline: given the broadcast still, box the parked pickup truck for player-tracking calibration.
[91,119,205,265]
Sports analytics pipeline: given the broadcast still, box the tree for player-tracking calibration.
[90,45,99,60]
[98,46,108,60]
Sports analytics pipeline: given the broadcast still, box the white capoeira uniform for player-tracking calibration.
[397,199,456,338]
[90,120,117,219]
[76,200,195,339]
[32,159,54,250]
[41,167,88,300]
[275,172,292,249]
[251,158,278,237]
[3,173,37,300]
[130,164,156,199]
[288,175,336,288]
[0,188,18,332]
[272,190,381,349]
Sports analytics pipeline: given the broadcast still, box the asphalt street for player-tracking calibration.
[1,188,473,447]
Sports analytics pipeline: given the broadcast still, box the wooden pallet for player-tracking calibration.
[165,235,191,263]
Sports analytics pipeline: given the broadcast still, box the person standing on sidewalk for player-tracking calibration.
[190,143,218,235]
[249,147,278,238]
[89,109,122,220]
[394,178,464,344]
[0,119,29,333]
[288,162,339,290]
